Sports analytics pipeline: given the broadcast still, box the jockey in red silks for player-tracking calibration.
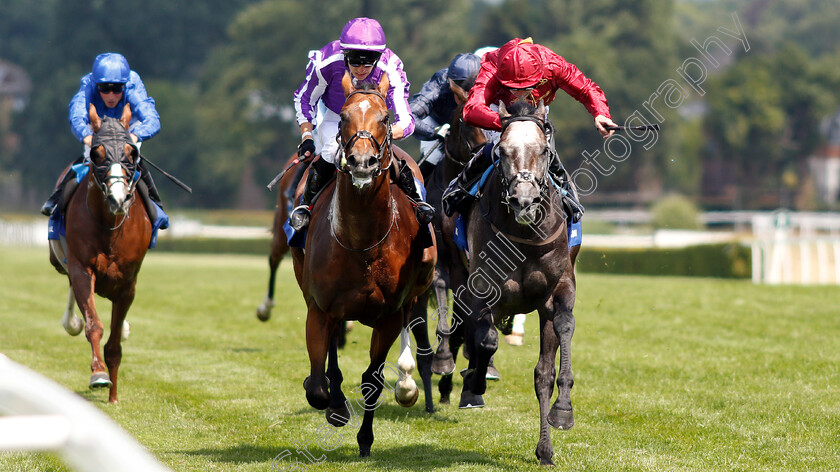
[442,37,618,221]
[289,17,434,231]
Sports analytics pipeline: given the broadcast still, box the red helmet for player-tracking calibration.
[497,39,543,88]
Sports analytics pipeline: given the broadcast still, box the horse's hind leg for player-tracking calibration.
[430,269,456,375]
[409,293,435,412]
[256,254,279,322]
[104,289,135,404]
[357,314,402,457]
[61,284,84,336]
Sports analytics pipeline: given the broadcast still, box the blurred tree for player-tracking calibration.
[477,0,679,199]
[192,0,475,208]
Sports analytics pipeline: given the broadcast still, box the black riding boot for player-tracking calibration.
[40,158,83,216]
[140,164,163,208]
[396,160,435,225]
[289,158,335,231]
[286,159,312,202]
[419,160,436,182]
[548,158,584,223]
[442,142,493,216]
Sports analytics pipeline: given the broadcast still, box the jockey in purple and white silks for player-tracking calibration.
[288,17,433,232]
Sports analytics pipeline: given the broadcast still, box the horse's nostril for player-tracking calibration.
[367,157,377,168]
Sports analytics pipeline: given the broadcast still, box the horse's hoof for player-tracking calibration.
[458,391,484,409]
[539,456,555,466]
[326,405,350,427]
[89,372,112,389]
[439,393,450,405]
[547,407,574,430]
[486,364,501,381]
[256,308,271,322]
[395,380,419,407]
[431,352,455,375]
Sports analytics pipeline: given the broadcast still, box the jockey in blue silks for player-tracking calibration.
[288,17,434,232]
[409,53,482,180]
[41,52,162,216]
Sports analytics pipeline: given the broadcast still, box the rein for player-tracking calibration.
[330,197,397,252]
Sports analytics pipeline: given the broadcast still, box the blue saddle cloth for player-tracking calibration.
[453,164,582,253]
[48,198,169,250]
[285,177,431,249]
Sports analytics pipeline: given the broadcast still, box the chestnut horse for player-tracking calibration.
[457,100,580,465]
[49,104,151,404]
[290,74,436,457]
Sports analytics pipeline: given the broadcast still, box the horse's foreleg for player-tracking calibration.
[70,268,109,390]
[61,284,84,336]
[459,305,496,409]
[325,326,349,426]
[408,296,434,412]
[104,289,135,404]
[548,282,575,431]
[534,308,561,466]
[304,306,333,410]
[357,314,402,457]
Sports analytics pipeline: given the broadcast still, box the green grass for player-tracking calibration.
[1,246,839,471]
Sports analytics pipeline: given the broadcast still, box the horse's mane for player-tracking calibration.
[504,100,539,118]
[353,80,379,92]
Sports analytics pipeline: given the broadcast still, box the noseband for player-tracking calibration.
[336,90,392,177]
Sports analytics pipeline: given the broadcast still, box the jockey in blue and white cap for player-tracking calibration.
[409,53,481,179]
[41,52,163,216]
[289,17,433,232]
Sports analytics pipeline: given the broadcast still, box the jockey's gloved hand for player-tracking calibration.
[298,138,315,159]
[434,124,450,142]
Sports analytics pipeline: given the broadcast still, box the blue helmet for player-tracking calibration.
[447,53,481,90]
[92,53,130,84]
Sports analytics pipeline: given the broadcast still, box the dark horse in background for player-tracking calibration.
[456,100,580,465]
[409,80,488,405]
[290,74,436,457]
[49,104,152,404]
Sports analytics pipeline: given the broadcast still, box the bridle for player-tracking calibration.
[492,114,552,209]
[336,89,393,177]
[86,121,139,230]
[444,117,486,168]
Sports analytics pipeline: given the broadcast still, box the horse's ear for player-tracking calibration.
[536,100,546,119]
[498,100,510,119]
[89,103,101,132]
[377,73,390,98]
[448,78,468,106]
[119,103,132,130]
[342,71,355,97]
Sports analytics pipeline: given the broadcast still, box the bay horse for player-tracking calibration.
[49,103,151,404]
[457,100,580,465]
[290,73,436,457]
[409,80,487,404]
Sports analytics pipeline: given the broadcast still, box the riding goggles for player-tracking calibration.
[345,50,381,67]
[97,82,125,94]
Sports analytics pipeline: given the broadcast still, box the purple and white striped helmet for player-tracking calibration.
[339,17,386,52]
